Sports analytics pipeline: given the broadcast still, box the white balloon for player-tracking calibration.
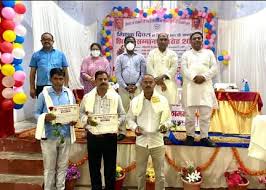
[2,88,14,99]
[12,48,25,59]
[13,14,24,24]
[15,25,27,36]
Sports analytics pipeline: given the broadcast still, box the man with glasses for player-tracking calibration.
[29,32,69,98]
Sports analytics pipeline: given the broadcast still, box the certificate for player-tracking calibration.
[53,104,79,124]
[89,114,119,134]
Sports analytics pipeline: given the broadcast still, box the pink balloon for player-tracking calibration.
[14,24,27,36]
[203,45,209,49]
[13,87,24,93]
[13,71,26,82]
[2,88,14,99]
[210,20,215,26]
[211,34,216,39]
[198,11,202,17]
[183,10,188,15]
[1,7,16,20]
[202,12,207,18]
[1,53,14,64]
[2,76,15,87]
[212,26,216,31]
[224,55,230,61]
[209,39,214,44]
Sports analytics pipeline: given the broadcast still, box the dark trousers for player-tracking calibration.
[87,132,117,190]
[36,85,51,97]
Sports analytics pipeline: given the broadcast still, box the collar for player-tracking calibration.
[40,48,55,52]
[192,48,203,53]
[48,86,67,94]
[122,51,137,56]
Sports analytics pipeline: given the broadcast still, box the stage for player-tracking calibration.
[8,125,266,189]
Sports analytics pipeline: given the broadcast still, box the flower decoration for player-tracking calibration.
[179,161,202,183]
[224,167,248,187]
[146,167,155,183]
[66,165,81,181]
[101,6,217,62]
[116,165,125,179]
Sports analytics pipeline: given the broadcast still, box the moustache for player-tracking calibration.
[100,83,108,86]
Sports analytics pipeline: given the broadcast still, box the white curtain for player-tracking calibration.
[217,8,266,113]
[31,1,97,89]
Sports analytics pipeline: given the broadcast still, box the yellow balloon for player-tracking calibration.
[105,42,110,47]
[223,60,229,65]
[222,50,228,56]
[106,52,111,57]
[211,11,217,17]
[132,12,137,17]
[204,28,209,33]
[3,30,16,42]
[13,92,27,104]
[13,43,23,49]
[1,64,15,76]
[117,12,123,17]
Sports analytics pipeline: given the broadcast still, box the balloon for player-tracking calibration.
[2,1,15,7]
[13,92,27,104]
[224,55,230,61]
[3,30,16,42]
[13,13,24,24]
[12,48,25,59]
[13,70,26,82]
[0,41,13,53]
[14,24,27,36]
[14,3,26,14]
[14,64,23,71]
[14,103,23,109]
[2,76,15,87]
[1,99,14,111]
[14,35,24,43]
[218,56,224,61]
[223,60,229,65]
[1,7,16,20]
[13,43,23,49]
[12,58,23,65]
[0,19,15,30]
[2,87,14,99]
[1,64,15,76]
[13,86,23,93]
[1,53,14,64]
[14,80,24,87]
[222,50,228,56]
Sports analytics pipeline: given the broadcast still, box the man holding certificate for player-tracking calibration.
[127,74,172,190]
[34,68,77,190]
[80,70,126,190]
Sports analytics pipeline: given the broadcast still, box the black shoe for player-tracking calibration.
[200,138,217,147]
[184,136,194,146]
[117,134,126,141]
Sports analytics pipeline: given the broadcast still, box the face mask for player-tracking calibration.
[126,42,135,51]
[91,50,101,57]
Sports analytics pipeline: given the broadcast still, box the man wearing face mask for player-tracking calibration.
[147,33,178,105]
[181,32,218,147]
[115,36,146,112]
[80,43,111,94]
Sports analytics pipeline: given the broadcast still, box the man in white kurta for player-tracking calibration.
[147,33,178,105]
[127,74,172,190]
[181,32,218,147]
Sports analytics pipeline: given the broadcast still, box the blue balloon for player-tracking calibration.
[168,14,173,19]
[106,30,111,35]
[218,56,224,61]
[14,64,23,71]
[2,1,15,7]
[178,10,183,16]
[211,47,216,53]
[117,6,122,11]
[105,47,110,52]
[204,40,210,45]
[163,14,168,19]
[155,17,160,22]
[15,36,25,44]
[143,12,148,18]
[13,58,23,65]
[108,21,113,26]
[112,7,117,11]
[134,8,139,13]
[14,104,24,109]
[107,56,112,60]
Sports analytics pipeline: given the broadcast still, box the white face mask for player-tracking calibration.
[91,50,101,57]
[126,42,135,51]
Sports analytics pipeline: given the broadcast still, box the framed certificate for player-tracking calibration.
[53,104,79,124]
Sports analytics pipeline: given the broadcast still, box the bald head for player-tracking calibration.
[157,33,169,52]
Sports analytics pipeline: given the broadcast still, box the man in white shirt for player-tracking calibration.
[181,32,218,147]
[79,70,126,190]
[146,33,178,105]
[127,74,172,190]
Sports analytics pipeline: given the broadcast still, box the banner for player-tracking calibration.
[112,17,203,65]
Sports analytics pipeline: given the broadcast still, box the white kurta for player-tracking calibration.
[147,48,178,105]
[181,48,218,108]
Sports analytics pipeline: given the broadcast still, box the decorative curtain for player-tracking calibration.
[217,8,266,113]
[31,1,98,89]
